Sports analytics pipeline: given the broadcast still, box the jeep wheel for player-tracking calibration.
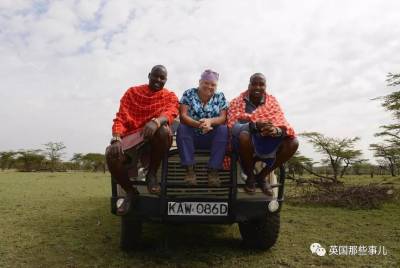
[238,212,280,250]
[120,215,142,251]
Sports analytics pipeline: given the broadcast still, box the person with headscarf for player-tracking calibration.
[177,69,229,187]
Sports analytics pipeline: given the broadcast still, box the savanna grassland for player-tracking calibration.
[0,171,399,268]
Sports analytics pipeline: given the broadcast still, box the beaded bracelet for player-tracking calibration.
[151,117,161,128]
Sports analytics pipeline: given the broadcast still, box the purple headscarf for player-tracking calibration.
[200,69,219,82]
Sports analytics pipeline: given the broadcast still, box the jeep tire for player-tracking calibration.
[120,215,142,251]
[238,212,280,250]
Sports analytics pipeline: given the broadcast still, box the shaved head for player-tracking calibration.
[151,65,167,74]
[250,73,266,83]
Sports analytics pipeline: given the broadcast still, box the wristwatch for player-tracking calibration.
[275,127,283,137]
[110,136,122,144]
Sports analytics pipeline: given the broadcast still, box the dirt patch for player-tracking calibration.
[289,183,396,209]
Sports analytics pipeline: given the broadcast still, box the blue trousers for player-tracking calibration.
[176,124,228,169]
[231,122,284,168]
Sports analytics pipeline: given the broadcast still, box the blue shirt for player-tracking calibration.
[180,88,228,121]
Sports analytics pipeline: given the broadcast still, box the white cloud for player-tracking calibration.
[74,0,102,21]
[1,0,400,163]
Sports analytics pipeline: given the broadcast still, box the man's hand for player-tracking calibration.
[199,118,213,134]
[142,120,159,139]
[256,120,281,137]
[108,140,124,160]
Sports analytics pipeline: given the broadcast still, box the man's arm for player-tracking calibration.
[112,89,133,137]
[159,92,179,125]
[142,116,168,139]
[253,96,294,138]
[143,92,179,139]
[265,96,295,137]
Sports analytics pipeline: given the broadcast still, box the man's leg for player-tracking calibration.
[257,137,299,179]
[106,146,137,215]
[146,125,171,193]
[237,131,257,193]
[106,147,133,193]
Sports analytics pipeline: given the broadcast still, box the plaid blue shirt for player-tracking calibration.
[180,88,228,121]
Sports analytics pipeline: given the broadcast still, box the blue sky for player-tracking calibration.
[1,0,400,163]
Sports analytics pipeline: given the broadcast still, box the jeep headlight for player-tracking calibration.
[268,200,279,212]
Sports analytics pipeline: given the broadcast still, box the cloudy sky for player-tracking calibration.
[1,0,399,163]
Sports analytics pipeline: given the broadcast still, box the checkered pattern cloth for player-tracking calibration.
[222,90,296,170]
[227,90,296,138]
[112,84,179,137]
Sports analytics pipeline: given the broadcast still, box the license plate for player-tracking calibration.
[167,202,228,216]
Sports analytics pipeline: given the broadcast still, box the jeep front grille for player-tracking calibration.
[166,154,231,199]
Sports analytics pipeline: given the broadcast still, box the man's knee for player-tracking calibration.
[278,137,299,158]
[154,125,169,139]
[151,125,171,147]
[105,146,113,161]
[285,137,299,153]
[238,131,251,143]
[106,153,124,168]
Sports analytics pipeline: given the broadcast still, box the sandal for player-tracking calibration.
[244,178,257,195]
[256,175,273,196]
[146,174,160,194]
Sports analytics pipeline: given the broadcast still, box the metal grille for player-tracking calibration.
[165,154,231,199]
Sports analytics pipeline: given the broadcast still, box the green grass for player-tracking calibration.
[0,171,399,267]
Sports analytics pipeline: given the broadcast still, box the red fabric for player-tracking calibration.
[112,84,179,137]
[227,90,296,138]
[223,156,231,170]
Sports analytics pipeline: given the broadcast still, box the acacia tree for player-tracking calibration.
[70,153,84,170]
[371,72,400,174]
[339,151,365,178]
[82,153,106,172]
[44,142,66,172]
[369,143,399,176]
[351,161,373,176]
[374,73,400,145]
[0,151,17,170]
[15,149,45,172]
[286,151,315,178]
[300,132,362,182]
[386,72,400,87]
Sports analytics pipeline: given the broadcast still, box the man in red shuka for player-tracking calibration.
[106,65,179,215]
[227,73,298,195]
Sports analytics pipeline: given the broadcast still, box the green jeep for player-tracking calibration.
[110,138,285,251]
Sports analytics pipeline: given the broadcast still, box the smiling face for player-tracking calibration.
[198,79,217,101]
[248,73,266,105]
[148,65,167,91]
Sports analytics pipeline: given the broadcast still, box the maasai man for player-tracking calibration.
[106,65,179,215]
[177,69,229,186]
[228,73,298,195]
